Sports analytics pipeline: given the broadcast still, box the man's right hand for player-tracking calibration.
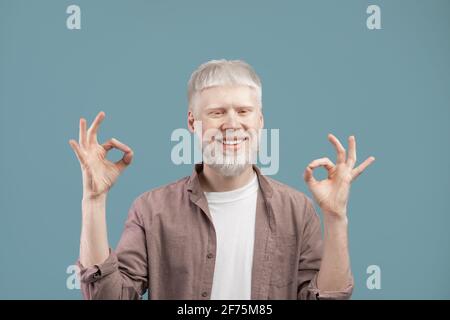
[69,111,134,200]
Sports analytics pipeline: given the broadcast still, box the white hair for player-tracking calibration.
[187,59,262,115]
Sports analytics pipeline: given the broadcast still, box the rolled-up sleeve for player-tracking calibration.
[76,198,149,300]
[305,272,354,300]
[297,197,354,300]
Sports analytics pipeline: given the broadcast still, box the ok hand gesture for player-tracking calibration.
[303,134,375,220]
[69,111,134,200]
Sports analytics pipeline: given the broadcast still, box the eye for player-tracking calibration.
[238,109,250,115]
[209,110,223,116]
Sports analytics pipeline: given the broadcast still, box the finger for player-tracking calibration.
[87,111,105,144]
[304,157,335,184]
[328,133,346,164]
[347,135,357,167]
[308,157,335,171]
[101,138,133,171]
[79,118,87,147]
[102,138,131,153]
[116,148,134,172]
[351,156,375,180]
[303,166,317,184]
[69,139,86,167]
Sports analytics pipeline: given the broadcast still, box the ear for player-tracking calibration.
[259,109,264,129]
[187,110,195,133]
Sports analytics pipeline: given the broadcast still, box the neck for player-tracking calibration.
[199,164,255,192]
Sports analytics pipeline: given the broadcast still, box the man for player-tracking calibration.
[69,59,375,300]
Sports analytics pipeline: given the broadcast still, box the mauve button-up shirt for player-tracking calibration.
[77,164,353,300]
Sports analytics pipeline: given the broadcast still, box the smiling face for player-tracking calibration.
[188,85,264,176]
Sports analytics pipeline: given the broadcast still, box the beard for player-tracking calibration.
[203,151,250,177]
[201,130,259,177]
[207,161,249,177]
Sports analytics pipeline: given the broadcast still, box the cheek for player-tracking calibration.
[198,115,220,128]
[244,114,262,130]
[198,117,223,137]
[200,125,223,143]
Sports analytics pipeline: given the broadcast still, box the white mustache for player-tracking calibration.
[214,137,249,143]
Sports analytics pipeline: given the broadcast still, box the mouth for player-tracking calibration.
[215,137,249,149]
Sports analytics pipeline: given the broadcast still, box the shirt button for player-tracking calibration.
[207,253,214,259]
[201,291,208,297]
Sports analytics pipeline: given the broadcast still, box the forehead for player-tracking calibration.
[196,85,259,109]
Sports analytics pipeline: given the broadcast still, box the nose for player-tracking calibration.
[222,109,241,131]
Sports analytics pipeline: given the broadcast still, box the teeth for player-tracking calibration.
[222,139,243,145]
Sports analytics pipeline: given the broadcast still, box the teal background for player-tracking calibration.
[1,0,449,299]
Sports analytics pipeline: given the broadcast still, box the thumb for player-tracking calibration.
[115,149,134,172]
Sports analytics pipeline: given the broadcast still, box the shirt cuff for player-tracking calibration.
[307,273,354,300]
[76,249,118,284]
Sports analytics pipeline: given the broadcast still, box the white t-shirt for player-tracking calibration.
[204,173,259,300]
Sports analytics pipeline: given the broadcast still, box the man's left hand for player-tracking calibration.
[303,134,375,220]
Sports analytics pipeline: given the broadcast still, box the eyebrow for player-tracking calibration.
[204,105,256,110]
